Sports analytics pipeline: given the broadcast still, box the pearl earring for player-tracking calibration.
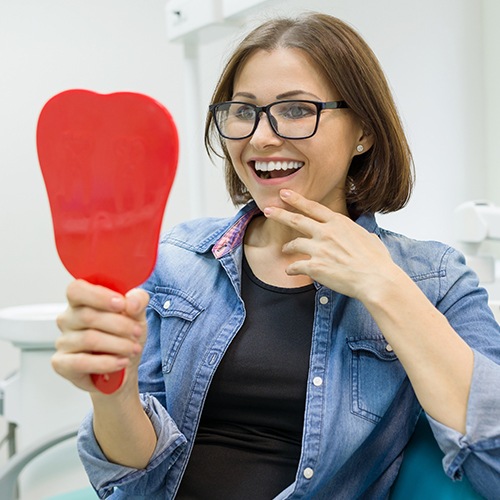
[356,144,364,153]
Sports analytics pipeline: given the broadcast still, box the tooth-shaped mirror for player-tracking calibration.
[37,89,178,394]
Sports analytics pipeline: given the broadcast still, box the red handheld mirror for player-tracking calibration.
[37,89,178,394]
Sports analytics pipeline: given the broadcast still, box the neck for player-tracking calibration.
[245,214,302,248]
[243,214,313,288]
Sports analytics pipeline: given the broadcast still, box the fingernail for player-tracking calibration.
[263,207,273,216]
[280,189,291,198]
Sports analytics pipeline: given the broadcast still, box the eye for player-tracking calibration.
[233,103,257,121]
[279,101,317,120]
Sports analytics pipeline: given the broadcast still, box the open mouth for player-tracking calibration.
[252,160,304,180]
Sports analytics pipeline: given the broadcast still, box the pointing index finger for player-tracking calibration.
[264,189,335,223]
[281,190,338,222]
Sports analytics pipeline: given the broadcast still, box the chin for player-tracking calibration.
[251,194,293,213]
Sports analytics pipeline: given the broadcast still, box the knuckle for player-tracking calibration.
[66,280,83,301]
[316,225,333,243]
[54,334,65,351]
[289,213,303,227]
[308,259,324,274]
[50,352,61,372]
[73,352,93,372]
[82,330,101,352]
[55,311,68,331]
[78,306,97,327]
[65,281,76,298]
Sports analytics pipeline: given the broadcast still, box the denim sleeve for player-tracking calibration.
[427,351,500,499]
[77,393,187,499]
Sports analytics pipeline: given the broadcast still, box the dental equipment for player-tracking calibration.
[454,201,500,323]
[454,200,500,283]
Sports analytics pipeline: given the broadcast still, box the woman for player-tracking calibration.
[53,12,500,499]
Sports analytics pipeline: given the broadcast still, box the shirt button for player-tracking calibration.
[208,352,219,365]
[163,300,171,309]
[313,376,323,387]
[303,467,314,479]
[385,344,393,352]
[319,296,329,305]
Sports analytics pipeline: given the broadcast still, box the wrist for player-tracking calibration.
[357,263,409,308]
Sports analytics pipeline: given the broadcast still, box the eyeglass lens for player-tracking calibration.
[215,101,320,139]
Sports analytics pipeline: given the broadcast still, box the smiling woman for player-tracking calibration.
[205,14,413,215]
[209,46,372,217]
[51,11,500,500]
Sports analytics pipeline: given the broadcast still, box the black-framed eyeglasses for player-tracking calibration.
[209,99,349,140]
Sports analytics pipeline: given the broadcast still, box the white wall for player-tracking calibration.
[0,0,497,496]
[484,0,500,206]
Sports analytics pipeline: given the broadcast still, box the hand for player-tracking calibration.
[263,189,400,301]
[52,280,149,394]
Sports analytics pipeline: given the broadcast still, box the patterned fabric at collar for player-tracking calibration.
[211,205,379,259]
[212,204,262,259]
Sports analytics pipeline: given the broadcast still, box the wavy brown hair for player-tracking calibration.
[204,12,414,214]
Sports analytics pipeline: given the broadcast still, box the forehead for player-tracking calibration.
[233,48,335,99]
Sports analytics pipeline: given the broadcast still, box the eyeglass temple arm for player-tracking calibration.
[323,101,349,109]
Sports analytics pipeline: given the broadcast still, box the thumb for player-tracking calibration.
[124,288,150,320]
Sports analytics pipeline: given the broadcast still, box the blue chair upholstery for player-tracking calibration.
[46,487,96,499]
[390,414,484,499]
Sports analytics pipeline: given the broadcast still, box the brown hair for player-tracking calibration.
[204,12,414,214]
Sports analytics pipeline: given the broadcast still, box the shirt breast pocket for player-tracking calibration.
[347,337,406,424]
[149,288,204,374]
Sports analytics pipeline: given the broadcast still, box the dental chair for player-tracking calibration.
[390,414,484,499]
[0,414,484,500]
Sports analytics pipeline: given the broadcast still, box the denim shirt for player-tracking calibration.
[78,202,500,499]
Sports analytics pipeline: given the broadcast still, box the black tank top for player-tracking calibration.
[176,255,315,499]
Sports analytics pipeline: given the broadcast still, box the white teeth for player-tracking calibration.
[254,161,303,172]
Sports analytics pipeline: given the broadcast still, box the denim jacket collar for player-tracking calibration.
[176,201,380,259]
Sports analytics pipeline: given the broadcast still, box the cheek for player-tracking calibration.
[309,138,354,171]
[331,129,358,159]
[225,147,248,185]
[227,145,253,184]
[225,139,243,160]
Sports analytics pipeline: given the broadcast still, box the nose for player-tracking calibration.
[249,112,283,147]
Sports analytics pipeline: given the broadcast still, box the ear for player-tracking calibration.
[355,128,374,155]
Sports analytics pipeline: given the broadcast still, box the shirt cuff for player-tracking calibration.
[427,350,500,480]
[77,393,187,498]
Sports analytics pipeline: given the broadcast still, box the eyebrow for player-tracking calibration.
[232,90,323,101]
[277,90,322,100]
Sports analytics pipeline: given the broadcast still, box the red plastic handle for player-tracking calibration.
[91,370,126,395]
